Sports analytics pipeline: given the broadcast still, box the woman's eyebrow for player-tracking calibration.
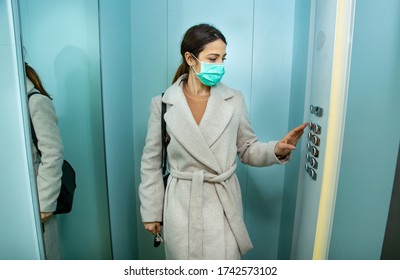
[206,52,228,57]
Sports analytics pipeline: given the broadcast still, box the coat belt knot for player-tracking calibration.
[170,164,253,259]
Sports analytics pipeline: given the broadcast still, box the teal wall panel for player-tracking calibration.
[131,0,169,260]
[329,0,400,259]
[278,0,310,260]
[245,0,297,260]
[99,0,137,260]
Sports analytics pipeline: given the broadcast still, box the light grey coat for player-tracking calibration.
[139,75,286,260]
[26,77,64,213]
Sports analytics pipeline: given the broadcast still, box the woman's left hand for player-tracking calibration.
[41,212,53,223]
[274,122,308,158]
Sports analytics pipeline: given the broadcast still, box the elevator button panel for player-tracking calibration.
[306,105,323,180]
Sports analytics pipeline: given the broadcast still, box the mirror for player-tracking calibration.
[19,0,112,259]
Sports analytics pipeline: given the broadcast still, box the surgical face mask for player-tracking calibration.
[191,54,225,86]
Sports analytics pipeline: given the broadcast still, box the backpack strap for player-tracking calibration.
[28,92,42,157]
[161,92,168,177]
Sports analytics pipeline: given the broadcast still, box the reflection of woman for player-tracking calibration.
[138,24,306,260]
[25,63,64,259]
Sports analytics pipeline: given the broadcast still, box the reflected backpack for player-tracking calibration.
[28,92,76,215]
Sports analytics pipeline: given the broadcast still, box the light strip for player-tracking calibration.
[312,0,356,260]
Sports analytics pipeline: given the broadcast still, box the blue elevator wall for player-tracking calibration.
[131,0,304,260]
[99,0,137,260]
[0,0,43,260]
[329,0,400,259]
[278,0,310,260]
[246,0,297,260]
[132,0,169,260]
[19,0,112,259]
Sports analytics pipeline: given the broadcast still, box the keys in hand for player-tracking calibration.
[154,232,163,247]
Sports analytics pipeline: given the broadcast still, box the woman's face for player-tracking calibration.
[187,39,227,73]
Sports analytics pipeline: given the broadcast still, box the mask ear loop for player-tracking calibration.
[189,53,201,75]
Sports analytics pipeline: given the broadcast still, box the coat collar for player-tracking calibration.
[25,77,36,95]
[163,75,234,173]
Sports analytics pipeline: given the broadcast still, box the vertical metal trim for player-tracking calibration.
[10,0,46,259]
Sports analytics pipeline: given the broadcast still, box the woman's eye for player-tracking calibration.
[209,58,217,62]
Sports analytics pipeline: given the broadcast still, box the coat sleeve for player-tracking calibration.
[29,94,64,212]
[138,96,165,223]
[236,94,287,167]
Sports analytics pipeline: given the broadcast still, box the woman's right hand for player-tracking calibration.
[144,222,161,235]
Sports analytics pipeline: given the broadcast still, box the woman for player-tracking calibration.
[26,63,64,259]
[138,24,307,260]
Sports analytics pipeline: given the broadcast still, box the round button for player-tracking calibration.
[310,158,317,168]
[311,146,319,157]
[311,135,320,145]
[313,124,321,134]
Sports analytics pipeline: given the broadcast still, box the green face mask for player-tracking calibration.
[191,54,225,86]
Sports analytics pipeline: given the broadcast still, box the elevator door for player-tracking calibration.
[291,0,338,259]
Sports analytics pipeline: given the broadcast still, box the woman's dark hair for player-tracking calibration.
[25,63,52,99]
[172,23,227,84]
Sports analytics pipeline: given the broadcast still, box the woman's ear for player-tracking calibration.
[184,52,194,67]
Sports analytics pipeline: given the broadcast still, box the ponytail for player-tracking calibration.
[25,63,52,99]
[172,62,190,85]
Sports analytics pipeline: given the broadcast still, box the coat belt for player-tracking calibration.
[170,164,253,258]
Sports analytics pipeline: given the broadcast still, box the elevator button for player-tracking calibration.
[310,105,323,117]
[312,123,321,134]
[308,121,313,129]
[311,146,319,157]
[314,106,323,117]
[307,142,312,151]
[311,135,320,146]
[310,157,318,169]
[308,168,317,180]
[307,132,313,140]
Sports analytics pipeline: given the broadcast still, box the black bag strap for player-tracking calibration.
[161,92,168,176]
[28,92,43,157]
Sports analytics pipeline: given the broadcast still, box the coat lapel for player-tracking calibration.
[163,82,223,173]
[199,84,234,148]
